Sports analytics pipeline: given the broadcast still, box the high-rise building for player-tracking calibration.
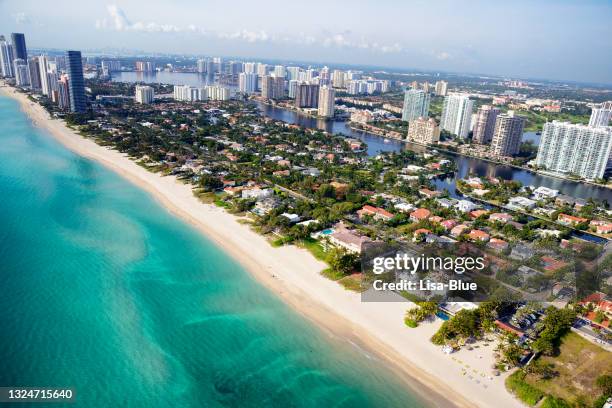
[319,67,330,86]
[27,58,41,90]
[260,75,274,99]
[101,60,121,75]
[286,66,300,81]
[0,36,15,77]
[318,86,335,117]
[10,33,27,61]
[244,62,256,74]
[13,59,30,86]
[272,76,285,99]
[57,75,71,110]
[213,57,223,73]
[257,63,268,77]
[536,121,612,180]
[490,111,526,157]
[273,65,286,78]
[472,105,501,144]
[66,50,86,113]
[135,61,155,72]
[229,61,243,75]
[440,94,474,139]
[401,89,430,122]
[135,85,154,104]
[288,80,299,99]
[174,85,205,101]
[589,101,612,128]
[407,117,440,145]
[38,55,51,96]
[434,80,448,96]
[261,75,284,99]
[197,58,207,74]
[238,72,258,94]
[47,72,59,103]
[294,83,319,108]
[206,85,231,101]
[332,70,345,88]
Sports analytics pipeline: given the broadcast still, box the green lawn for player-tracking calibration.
[524,332,612,406]
[300,238,328,261]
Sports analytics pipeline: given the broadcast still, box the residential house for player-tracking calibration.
[437,198,458,209]
[468,229,490,242]
[487,238,508,252]
[418,188,442,199]
[507,196,536,210]
[450,224,470,238]
[455,200,478,213]
[557,213,588,226]
[281,213,301,223]
[358,205,394,221]
[440,219,457,231]
[395,202,416,213]
[469,210,488,219]
[242,188,274,201]
[532,186,559,200]
[328,226,372,254]
[490,213,513,223]
[410,208,431,222]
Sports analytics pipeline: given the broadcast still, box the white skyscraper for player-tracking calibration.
[239,72,258,94]
[243,62,257,74]
[401,89,430,122]
[318,86,335,117]
[286,66,300,81]
[273,65,286,78]
[135,85,154,104]
[472,105,501,144]
[257,63,268,76]
[38,55,51,96]
[196,59,207,74]
[440,94,474,139]
[588,101,612,127]
[13,59,30,86]
[332,70,346,88]
[0,36,15,77]
[434,80,448,96]
[536,121,612,180]
[288,80,299,98]
[206,85,231,101]
[490,111,526,157]
[174,85,206,101]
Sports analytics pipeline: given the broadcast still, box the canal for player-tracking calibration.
[111,71,611,202]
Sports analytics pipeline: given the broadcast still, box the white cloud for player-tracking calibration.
[94,5,405,54]
[218,30,270,43]
[12,12,31,24]
[435,51,451,60]
[95,5,180,33]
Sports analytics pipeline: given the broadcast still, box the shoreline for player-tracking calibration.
[0,84,524,408]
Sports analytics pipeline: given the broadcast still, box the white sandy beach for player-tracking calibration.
[0,84,524,408]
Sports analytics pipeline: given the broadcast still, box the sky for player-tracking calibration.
[1,0,611,84]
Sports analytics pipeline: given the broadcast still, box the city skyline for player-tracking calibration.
[0,0,611,85]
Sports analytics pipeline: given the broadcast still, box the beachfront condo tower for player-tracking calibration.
[66,50,86,113]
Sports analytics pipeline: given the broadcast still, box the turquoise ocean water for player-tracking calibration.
[0,94,428,407]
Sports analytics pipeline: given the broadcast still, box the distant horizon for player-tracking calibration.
[1,0,610,85]
[22,45,612,90]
